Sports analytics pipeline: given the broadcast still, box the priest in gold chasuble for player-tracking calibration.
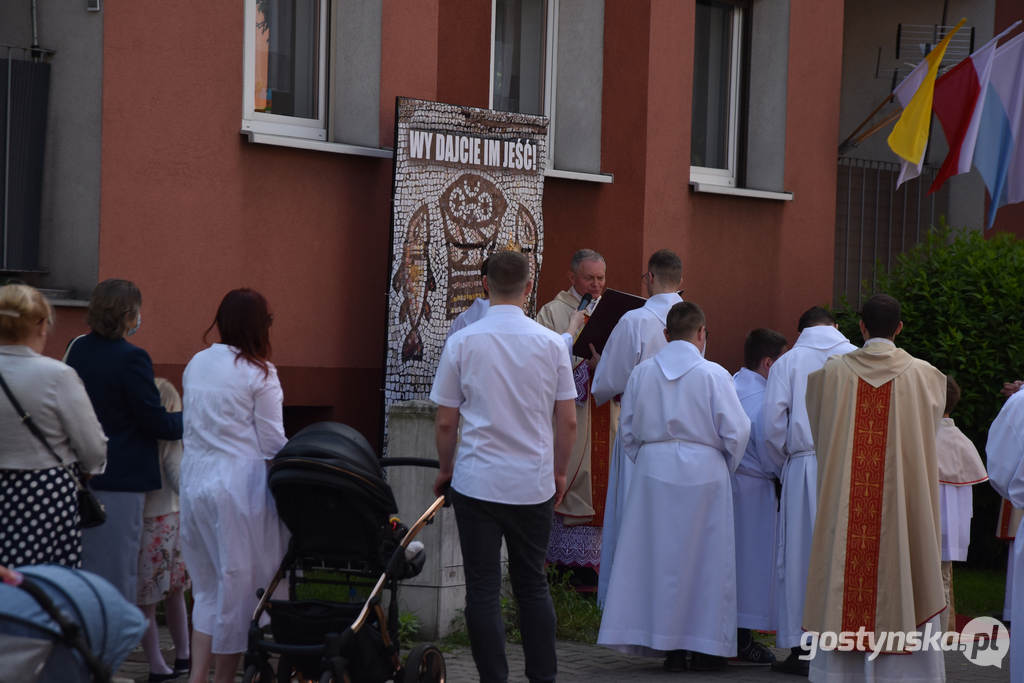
[804,295,946,680]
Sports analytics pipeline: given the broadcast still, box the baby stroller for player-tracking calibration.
[242,422,447,683]
[0,564,148,683]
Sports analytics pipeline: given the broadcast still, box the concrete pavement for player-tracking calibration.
[116,628,1010,682]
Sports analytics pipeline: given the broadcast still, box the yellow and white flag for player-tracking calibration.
[888,18,965,187]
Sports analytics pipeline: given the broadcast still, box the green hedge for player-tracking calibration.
[834,223,1024,570]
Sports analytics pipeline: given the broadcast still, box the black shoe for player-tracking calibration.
[148,673,180,682]
[689,652,728,671]
[737,639,777,664]
[770,653,810,676]
[663,650,689,672]
[172,658,191,675]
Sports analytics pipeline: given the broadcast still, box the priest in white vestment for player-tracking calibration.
[731,328,787,664]
[987,387,1024,682]
[762,306,857,673]
[598,301,750,672]
[935,375,988,631]
[804,295,946,682]
[592,248,683,605]
[536,249,604,525]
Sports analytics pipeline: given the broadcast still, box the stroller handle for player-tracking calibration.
[378,457,441,469]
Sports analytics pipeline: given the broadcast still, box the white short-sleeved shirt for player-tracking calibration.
[430,304,577,504]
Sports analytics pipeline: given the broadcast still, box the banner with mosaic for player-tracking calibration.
[384,97,548,425]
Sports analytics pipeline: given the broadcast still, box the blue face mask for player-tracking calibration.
[126,312,141,337]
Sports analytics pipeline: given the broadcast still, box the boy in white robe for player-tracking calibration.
[731,328,787,664]
[597,301,750,672]
[592,248,683,605]
[936,375,988,631]
[987,388,1024,682]
[762,306,857,674]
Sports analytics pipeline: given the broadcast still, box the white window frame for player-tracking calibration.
[489,0,558,169]
[242,0,329,141]
[689,4,742,188]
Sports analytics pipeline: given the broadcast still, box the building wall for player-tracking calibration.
[51,0,847,445]
[0,2,103,297]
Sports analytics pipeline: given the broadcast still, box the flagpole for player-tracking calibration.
[838,93,895,156]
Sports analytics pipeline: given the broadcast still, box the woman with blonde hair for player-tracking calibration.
[0,283,107,566]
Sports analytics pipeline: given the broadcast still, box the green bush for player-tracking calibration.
[834,222,1024,569]
[443,565,603,647]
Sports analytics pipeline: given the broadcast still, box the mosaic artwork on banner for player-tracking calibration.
[384,98,548,445]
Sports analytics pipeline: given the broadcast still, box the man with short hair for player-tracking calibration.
[732,328,787,664]
[593,248,684,605]
[446,257,490,339]
[536,249,606,525]
[598,302,750,672]
[804,294,946,679]
[431,250,577,683]
[762,305,857,674]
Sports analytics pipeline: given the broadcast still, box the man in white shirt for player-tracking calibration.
[446,257,490,339]
[761,306,857,674]
[731,328,787,664]
[431,250,577,683]
[536,249,605,525]
[593,248,684,605]
[597,301,750,672]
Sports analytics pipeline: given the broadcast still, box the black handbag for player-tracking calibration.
[0,370,107,528]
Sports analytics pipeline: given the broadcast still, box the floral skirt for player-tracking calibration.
[137,511,190,605]
[0,466,81,567]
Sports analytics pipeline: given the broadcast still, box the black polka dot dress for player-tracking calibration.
[0,465,82,567]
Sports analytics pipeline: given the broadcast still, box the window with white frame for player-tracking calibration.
[243,0,328,141]
[491,0,550,117]
[690,0,743,187]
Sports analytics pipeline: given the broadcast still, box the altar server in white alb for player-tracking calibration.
[598,302,750,673]
[761,306,856,674]
[935,375,988,631]
[731,328,787,665]
[986,387,1024,682]
[592,248,683,605]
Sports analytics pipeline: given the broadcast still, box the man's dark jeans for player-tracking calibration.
[451,489,557,683]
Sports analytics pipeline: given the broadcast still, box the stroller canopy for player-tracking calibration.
[269,422,398,561]
[0,565,147,683]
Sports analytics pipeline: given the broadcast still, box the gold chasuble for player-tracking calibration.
[537,289,611,526]
[804,343,946,646]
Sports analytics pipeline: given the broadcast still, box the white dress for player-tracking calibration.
[592,291,682,606]
[761,325,857,648]
[731,367,778,630]
[179,344,289,654]
[597,341,750,658]
[986,390,1024,682]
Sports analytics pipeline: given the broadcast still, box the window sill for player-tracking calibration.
[241,130,393,159]
[689,182,793,201]
[545,168,614,184]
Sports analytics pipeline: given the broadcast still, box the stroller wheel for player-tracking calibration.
[402,644,446,683]
[242,662,275,683]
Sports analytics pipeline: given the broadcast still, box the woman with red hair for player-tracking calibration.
[179,289,288,683]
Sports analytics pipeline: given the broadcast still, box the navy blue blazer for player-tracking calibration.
[66,332,183,492]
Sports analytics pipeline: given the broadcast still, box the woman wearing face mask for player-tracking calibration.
[65,278,183,605]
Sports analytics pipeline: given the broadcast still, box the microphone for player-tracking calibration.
[577,293,593,312]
